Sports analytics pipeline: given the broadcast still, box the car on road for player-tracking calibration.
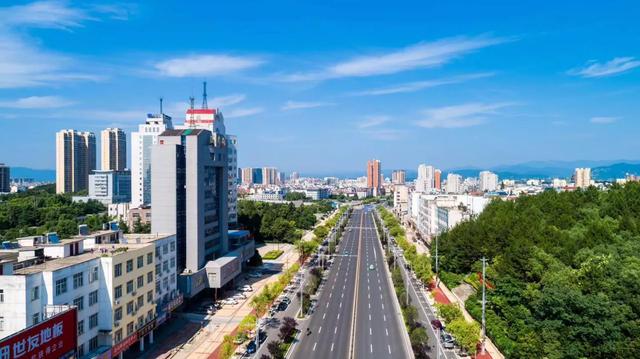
[232,293,247,301]
[238,285,253,292]
[431,319,443,330]
[245,341,257,354]
[221,298,238,305]
[277,301,289,312]
[369,264,375,271]
[441,332,455,349]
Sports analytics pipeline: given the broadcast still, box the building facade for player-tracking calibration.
[446,173,463,194]
[367,159,382,196]
[262,167,278,186]
[415,164,435,193]
[56,130,96,194]
[574,167,592,188]
[479,171,499,192]
[80,170,131,205]
[131,114,174,208]
[227,136,238,228]
[101,128,127,171]
[0,163,9,193]
[391,170,406,185]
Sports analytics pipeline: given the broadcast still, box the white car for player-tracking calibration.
[241,285,253,292]
[233,294,247,301]
[221,298,238,305]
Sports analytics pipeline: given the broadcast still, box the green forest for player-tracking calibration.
[437,183,640,358]
[0,184,108,240]
[237,199,333,243]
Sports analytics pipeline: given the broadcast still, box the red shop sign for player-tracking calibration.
[110,333,138,357]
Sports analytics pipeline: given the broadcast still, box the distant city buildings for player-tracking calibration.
[574,167,592,188]
[56,129,96,193]
[101,128,127,171]
[393,184,410,215]
[0,163,9,193]
[262,167,278,186]
[392,170,406,185]
[415,164,437,192]
[479,170,499,192]
[367,159,382,196]
[445,173,463,194]
[434,169,442,190]
[290,172,300,181]
[74,170,131,205]
[131,113,174,208]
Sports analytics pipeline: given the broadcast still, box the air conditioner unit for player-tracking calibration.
[132,291,137,296]
[115,300,120,305]
[114,321,120,327]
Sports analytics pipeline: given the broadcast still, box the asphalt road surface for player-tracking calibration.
[293,207,411,359]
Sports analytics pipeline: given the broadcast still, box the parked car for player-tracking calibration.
[221,298,238,305]
[232,293,247,301]
[441,332,455,349]
[241,285,253,292]
[281,297,291,305]
[246,341,257,354]
[430,319,443,330]
[277,301,289,311]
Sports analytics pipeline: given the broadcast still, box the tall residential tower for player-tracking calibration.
[100,128,127,171]
[56,129,96,193]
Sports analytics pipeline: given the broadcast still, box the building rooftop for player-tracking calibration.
[123,233,174,244]
[160,129,207,137]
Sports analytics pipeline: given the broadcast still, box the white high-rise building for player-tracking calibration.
[479,171,499,192]
[446,173,463,194]
[574,168,592,188]
[227,135,238,228]
[131,114,173,208]
[101,128,127,171]
[415,164,435,192]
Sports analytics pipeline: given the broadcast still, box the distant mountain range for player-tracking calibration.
[10,160,640,183]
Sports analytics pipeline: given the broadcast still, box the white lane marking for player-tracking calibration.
[337,313,340,320]
[340,302,342,308]
[369,314,371,321]
[370,344,373,353]
[341,293,344,298]
[382,303,384,310]
[386,328,389,336]
[368,303,370,309]
[379,285,382,291]
[335,326,338,334]
[369,327,372,335]
[329,292,332,298]
[313,342,317,351]
[388,345,391,354]
[326,303,329,308]
[383,314,387,322]
[331,343,334,352]
[323,313,326,319]
[319,326,322,333]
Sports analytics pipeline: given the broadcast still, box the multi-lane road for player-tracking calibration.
[293,207,411,359]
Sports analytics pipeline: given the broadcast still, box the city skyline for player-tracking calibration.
[1,1,640,173]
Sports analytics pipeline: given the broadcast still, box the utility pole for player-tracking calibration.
[481,256,487,354]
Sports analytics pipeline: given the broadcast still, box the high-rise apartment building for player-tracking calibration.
[227,135,238,228]
[446,173,463,194]
[392,170,406,185]
[84,170,132,205]
[574,167,592,188]
[251,168,263,185]
[434,169,442,190]
[151,129,229,298]
[240,167,253,185]
[0,163,9,193]
[479,171,499,192]
[416,164,435,192]
[290,172,300,181]
[101,128,127,171]
[131,114,174,208]
[367,159,382,196]
[56,129,96,193]
[262,167,278,185]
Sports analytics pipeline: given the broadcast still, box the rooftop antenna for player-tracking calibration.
[189,96,195,128]
[202,81,208,109]
[159,97,164,114]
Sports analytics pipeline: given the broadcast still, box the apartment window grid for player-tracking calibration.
[73,272,83,289]
[89,313,98,329]
[55,278,67,296]
[146,290,153,304]
[126,280,134,294]
[126,260,133,273]
[147,271,153,284]
[30,286,39,301]
[127,322,134,336]
[137,256,144,269]
[127,301,134,315]
[147,253,153,265]
[137,276,144,289]
[114,263,122,277]
[89,290,98,306]
[77,320,84,336]
[73,296,84,311]
[90,266,99,283]
[170,241,175,252]
[32,313,40,325]
[115,329,122,343]
[115,286,122,300]
[114,307,122,322]
[137,295,144,309]
[163,244,168,254]
[89,336,98,351]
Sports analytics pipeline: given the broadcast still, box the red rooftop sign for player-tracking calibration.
[0,308,77,359]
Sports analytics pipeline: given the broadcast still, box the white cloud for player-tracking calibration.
[352,73,493,96]
[0,96,74,108]
[210,94,246,107]
[0,33,102,88]
[225,107,264,119]
[155,55,264,77]
[281,101,334,111]
[357,116,390,129]
[282,36,509,82]
[416,102,513,128]
[569,57,640,78]
[590,116,618,124]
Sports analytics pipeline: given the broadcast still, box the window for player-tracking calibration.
[114,263,122,277]
[55,278,67,296]
[137,295,144,308]
[127,322,134,336]
[73,272,83,289]
[170,257,176,268]
[155,264,161,276]
[137,276,144,289]
[147,253,153,265]
[73,296,84,311]
[115,286,122,300]
[137,256,144,269]
[114,329,122,343]
[0,289,4,302]
[147,272,153,284]
[30,286,39,301]
[163,244,168,254]
[163,277,168,290]
[89,290,98,306]
[126,280,134,294]
[90,266,99,283]
[89,313,98,329]
[147,310,153,322]
[77,320,84,336]
[163,261,168,273]
[126,260,133,273]
[170,241,175,252]
[147,291,153,304]
[114,307,122,321]
[77,344,84,357]
[89,336,98,351]
[127,301,134,314]
[32,313,40,325]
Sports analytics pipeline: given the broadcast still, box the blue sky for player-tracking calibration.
[1,1,639,174]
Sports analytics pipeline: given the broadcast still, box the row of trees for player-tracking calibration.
[437,183,640,358]
[238,200,333,243]
[0,184,107,240]
[390,264,430,358]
